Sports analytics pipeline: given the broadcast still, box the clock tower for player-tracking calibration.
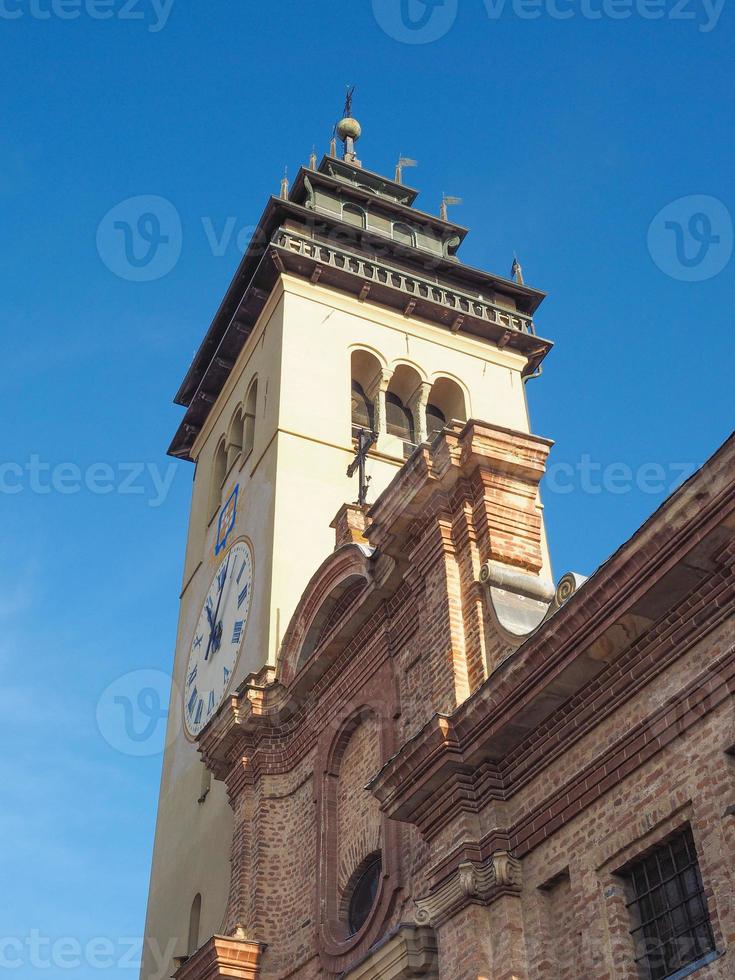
[141,108,553,979]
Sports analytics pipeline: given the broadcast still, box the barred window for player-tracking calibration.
[624,826,715,979]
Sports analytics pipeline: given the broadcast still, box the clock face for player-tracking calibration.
[183,539,253,737]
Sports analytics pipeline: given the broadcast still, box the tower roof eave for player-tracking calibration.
[173,196,546,412]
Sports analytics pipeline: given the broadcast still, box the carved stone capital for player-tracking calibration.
[414,852,522,927]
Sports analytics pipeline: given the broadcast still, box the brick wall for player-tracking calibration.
[191,425,735,980]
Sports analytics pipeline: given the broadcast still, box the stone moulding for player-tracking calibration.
[413,852,522,928]
[270,227,551,374]
[342,924,439,979]
[172,935,267,980]
[369,434,735,836]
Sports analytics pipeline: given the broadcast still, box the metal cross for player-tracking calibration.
[347,428,376,506]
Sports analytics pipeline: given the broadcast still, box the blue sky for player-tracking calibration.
[1,2,733,976]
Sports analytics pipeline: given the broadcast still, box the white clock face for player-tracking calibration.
[184,539,253,737]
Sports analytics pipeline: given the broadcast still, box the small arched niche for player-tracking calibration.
[226,407,243,469]
[187,893,202,956]
[209,439,227,518]
[243,378,258,459]
[350,350,381,438]
[386,364,422,447]
[426,377,467,440]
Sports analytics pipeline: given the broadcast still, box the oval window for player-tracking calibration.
[347,855,382,937]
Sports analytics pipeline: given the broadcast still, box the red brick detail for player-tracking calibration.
[330,503,370,549]
[277,544,374,687]
[313,667,402,975]
[173,936,266,980]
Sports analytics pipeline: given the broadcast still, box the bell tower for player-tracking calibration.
[141,107,553,979]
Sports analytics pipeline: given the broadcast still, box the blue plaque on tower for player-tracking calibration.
[215,484,238,556]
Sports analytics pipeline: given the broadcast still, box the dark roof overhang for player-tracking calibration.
[169,198,549,462]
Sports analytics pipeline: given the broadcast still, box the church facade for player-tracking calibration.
[141,114,735,980]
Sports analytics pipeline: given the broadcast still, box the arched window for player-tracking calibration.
[392,222,416,247]
[426,377,467,439]
[386,364,421,447]
[243,379,257,459]
[187,894,201,956]
[347,853,382,938]
[350,350,381,439]
[226,408,243,469]
[342,203,366,229]
[351,381,374,433]
[385,391,414,442]
[209,439,227,517]
[425,403,447,441]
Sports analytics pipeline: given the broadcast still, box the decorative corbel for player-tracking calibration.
[414,852,522,928]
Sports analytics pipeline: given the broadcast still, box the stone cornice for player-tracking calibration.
[199,421,553,786]
[173,935,267,980]
[366,420,553,564]
[369,434,735,830]
[421,640,735,896]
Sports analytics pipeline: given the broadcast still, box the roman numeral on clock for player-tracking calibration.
[208,691,215,716]
[236,559,248,584]
[193,634,203,650]
[232,620,243,644]
[194,699,204,725]
[223,666,230,686]
[187,687,198,717]
[187,665,198,687]
[237,584,248,608]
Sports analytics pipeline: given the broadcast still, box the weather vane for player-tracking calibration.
[343,85,355,119]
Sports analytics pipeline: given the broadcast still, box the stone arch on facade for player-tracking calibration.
[277,543,374,686]
[387,360,429,445]
[314,694,401,973]
[225,405,243,468]
[426,375,469,441]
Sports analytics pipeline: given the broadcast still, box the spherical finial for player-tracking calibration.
[336,116,362,143]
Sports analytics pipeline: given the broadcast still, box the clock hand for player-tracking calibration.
[205,555,230,661]
[211,553,239,657]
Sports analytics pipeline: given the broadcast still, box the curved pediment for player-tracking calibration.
[278,543,377,688]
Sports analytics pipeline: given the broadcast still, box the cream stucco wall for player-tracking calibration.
[141,273,551,979]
